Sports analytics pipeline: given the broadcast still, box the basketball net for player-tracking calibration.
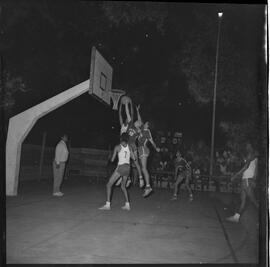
[110,89,126,110]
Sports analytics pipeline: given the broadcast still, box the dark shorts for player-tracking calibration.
[138,146,150,158]
[177,170,191,182]
[115,163,130,176]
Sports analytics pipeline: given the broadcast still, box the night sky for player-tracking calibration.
[2,1,266,149]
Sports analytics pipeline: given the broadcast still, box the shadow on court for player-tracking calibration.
[6,176,259,264]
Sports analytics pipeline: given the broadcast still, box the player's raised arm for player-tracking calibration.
[125,100,132,123]
[136,105,142,124]
[148,129,160,152]
[119,104,124,126]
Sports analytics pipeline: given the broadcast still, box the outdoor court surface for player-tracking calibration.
[6,176,259,264]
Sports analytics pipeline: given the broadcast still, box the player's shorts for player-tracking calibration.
[185,170,192,180]
[138,146,150,158]
[115,163,130,176]
[177,170,191,181]
[129,143,138,160]
[242,178,256,189]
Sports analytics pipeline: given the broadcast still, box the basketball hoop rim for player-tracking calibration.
[110,89,126,94]
[110,89,126,110]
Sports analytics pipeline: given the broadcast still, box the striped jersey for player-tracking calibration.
[175,157,190,173]
[138,129,152,147]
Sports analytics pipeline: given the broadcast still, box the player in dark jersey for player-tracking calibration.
[171,151,193,201]
[127,105,144,187]
[138,121,160,197]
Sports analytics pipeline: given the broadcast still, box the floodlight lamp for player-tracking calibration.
[218,12,223,18]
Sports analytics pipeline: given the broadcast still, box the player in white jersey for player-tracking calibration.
[226,143,259,223]
[117,98,132,187]
[99,133,135,211]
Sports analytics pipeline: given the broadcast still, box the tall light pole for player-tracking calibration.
[210,12,223,178]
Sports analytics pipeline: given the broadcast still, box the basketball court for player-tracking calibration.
[5,47,260,264]
[6,177,258,264]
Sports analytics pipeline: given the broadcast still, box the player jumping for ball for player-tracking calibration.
[171,151,193,201]
[137,120,160,198]
[99,133,135,211]
[118,99,144,188]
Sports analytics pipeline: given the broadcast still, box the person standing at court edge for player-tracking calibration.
[53,134,69,196]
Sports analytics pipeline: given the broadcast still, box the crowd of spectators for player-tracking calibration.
[148,131,245,181]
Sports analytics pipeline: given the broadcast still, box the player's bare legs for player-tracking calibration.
[121,176,131,210]
[99,171,121,210]
[133,159,142,178]
[133,157,144,187]
[227,180,258,223]
[140,155,153,197]
[184,177,193,201]
[172,174,184,199]
[239,185,247,214]
[239,181,258,213]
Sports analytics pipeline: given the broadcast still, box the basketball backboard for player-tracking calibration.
[89,46,113,105]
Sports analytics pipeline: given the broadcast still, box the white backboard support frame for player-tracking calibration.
[6,80,89,196]
[6,47,125,196]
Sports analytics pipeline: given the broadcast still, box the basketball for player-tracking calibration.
[120,95,132,106]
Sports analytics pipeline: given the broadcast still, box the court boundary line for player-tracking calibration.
[213,203,238,263]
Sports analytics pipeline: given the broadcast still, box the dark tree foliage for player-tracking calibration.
[1,1,107,114]
[101,2,266,148]
[102,1,167,33]
[1,1,267,149]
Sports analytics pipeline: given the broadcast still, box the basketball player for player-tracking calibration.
[127,105,145,187]
[117,99,132,187]
[138,121,160,197]
[171,151,193,201]
[119,98,132,134]
[118,101,144,188]
[226,143,258,223]
[116,100,132,187]
[99,133,135,211]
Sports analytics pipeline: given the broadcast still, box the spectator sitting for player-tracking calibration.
[193,167,201,179]
[220,161,227,175]
[160,136,166,144]
[159,143,170,171]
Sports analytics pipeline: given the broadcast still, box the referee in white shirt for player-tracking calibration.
[53,134,69,196]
